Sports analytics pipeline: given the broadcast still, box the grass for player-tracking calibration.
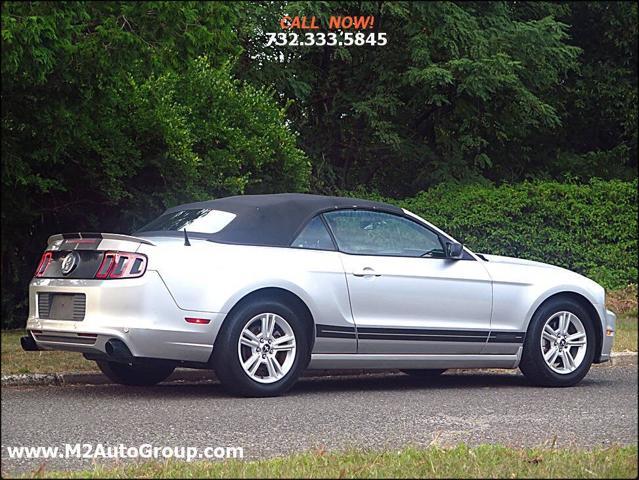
[615,315,638,353]
[608,284,638,353]
[13,445,638,479]
[0,330,96,376]
[1,286,636,376]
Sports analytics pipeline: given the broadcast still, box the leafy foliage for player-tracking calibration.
[357,179,637,290]
[1,2,309,327]
[237,1,637,193]
[1,2,637,327]
[545,2,638,181]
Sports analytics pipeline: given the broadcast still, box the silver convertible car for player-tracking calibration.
[23,194,616,396]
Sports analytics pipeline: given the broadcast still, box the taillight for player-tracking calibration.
[95,252,147,279]
[34,251,53,277]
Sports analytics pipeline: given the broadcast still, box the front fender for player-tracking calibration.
[521,284,605,333]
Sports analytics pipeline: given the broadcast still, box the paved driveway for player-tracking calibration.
[2,364,637,474]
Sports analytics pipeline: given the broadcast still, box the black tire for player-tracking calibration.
[96,360,175,386]
[519,297,596,387]
[212,299,310,397]
[401,369,447,377]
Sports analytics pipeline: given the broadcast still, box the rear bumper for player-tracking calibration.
[595,309,616,363]
[26,272,225,363]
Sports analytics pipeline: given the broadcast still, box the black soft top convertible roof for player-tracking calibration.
[142,193,403,247]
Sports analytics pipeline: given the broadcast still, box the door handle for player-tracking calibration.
[353,267,381,277]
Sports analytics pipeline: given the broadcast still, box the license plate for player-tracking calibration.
[41,293,86,321]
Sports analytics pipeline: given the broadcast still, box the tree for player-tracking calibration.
[547,1,638,180]
[236,1,636,193]
[1,1,636,327]
[1,2,309,326]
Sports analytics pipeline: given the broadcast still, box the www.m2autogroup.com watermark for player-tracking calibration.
[4,443,244,462]
[266,15,387,47]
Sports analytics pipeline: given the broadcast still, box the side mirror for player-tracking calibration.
[445,240,464,259]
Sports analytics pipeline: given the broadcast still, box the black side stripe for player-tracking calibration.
[316,324,356,339]
[317,324,356,333]
[358,326,491,337]
[357,326,488,343]
[315,324,525,344]
[358,334,487,343]
[488,331,526,343]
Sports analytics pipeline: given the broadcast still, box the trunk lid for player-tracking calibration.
[39,233,155,279]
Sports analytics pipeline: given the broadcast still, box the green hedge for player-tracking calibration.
[359,179,637,290]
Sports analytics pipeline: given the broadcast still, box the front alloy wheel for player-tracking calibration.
[519,298,595,387]
[540,311,588,374]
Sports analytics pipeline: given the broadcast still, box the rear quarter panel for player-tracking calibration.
[138,241,354,352]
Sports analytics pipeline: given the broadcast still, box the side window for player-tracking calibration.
[291,216,336,251]
[323,210,444,257]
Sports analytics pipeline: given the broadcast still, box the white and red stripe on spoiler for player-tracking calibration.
[47,233,156,251]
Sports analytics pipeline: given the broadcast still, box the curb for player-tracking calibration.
[2,353,636,387]
[0,368,382,387]
[609,351,638,367]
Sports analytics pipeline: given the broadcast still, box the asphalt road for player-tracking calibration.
[2,364,637,474]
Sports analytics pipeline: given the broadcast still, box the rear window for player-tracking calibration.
[137,209,236,234]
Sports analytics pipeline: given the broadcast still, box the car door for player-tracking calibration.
[322,209,492,354]
[289,215,357,354]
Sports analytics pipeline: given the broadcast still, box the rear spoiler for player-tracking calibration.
[47,232,156,246]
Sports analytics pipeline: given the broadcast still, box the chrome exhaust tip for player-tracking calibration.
[104,339,133,360]
[20,335,41,351]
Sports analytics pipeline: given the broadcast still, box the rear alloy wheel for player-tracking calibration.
[519,298,595,387]
[238,313,297,384]
[213,300,310,397]
[96,360,175,386]
[401,369,446,377]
